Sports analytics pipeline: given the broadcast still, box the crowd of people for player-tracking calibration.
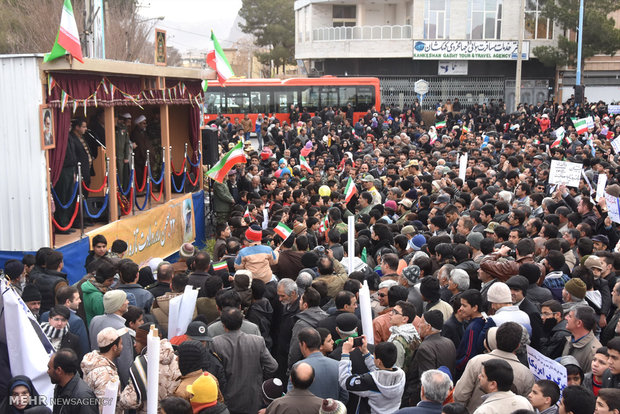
[4,96,620,414]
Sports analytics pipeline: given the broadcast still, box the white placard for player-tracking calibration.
[606,192,620,224]
[146,328,161,414]
[413,40,529,60]
[586,116,595,129]
[459,152,468,181]
[597,174,608,199]
[611,136,620,154]
[359,281,374,345]
[527,345,567,392]
[347,215,355,275]
[549,160,582,187]
[167,285,199,340]
[609,105,620,114]
[101,381,119,414]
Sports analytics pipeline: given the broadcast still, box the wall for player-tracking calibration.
[0,55,50,251]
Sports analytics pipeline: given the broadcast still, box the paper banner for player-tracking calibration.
[527,345,567,392]
[167,285,199,340]
[101,381,118,414]
[549,159,582,187]
[459,152,468,181]
[606,192,620,224]
[597,174,608,200]
[611,136,620,154]
[359,281,374,345]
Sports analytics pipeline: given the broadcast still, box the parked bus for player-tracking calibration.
[203,77,380,126]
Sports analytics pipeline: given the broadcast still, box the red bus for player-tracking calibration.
[202,77,380,126]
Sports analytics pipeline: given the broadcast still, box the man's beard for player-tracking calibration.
[542,318,558,333]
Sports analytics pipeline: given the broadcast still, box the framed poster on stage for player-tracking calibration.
[40,104,55,150]
[155,29,167,66]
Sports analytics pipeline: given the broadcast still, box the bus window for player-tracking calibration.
[250,91,272,114]
[319,86,338,109]
[356,86,374,112]
[301,86,319,112]
[339,87,356,111]
[225,91,249,113]
[275,90,295,113]
[205,92,223,114]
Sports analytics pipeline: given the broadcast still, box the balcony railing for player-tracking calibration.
[312,25,413,42]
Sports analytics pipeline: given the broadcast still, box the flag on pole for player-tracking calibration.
[462,126,470,134]
[572,117,588,135]
[300,155,313,174]
[212,261,227,271]
[429,126,438,145]
[319,216,329,233]
[274,222,293,240]
[243,206,251,220]
[361,247,367,264]
[551,126,566,148]
[435,120,446,129]
[205,141,246,183]
[343,177,357,203]
[206,31,235,85]
[44,0,84,63]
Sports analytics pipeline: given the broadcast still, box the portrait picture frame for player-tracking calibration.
[40,104,55,150]
[155,29,167,66]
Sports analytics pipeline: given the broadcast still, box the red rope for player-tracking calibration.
[82,176,108,193]
[171,157,186,176]
[52,200,80,231]
[135,166,148,192]
[187,170,199,186]
[150,181,163,202]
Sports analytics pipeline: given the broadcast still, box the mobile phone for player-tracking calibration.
[353,336,364,347]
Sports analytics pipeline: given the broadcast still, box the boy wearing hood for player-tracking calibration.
[339,336,406,414]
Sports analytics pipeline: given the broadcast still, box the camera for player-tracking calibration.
[314,245,326,256]
[353,336,364,347]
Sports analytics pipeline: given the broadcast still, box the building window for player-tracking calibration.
[424,0,450,39]
[467,0,502,40]
[333,5,356,27]
[524,0,553,39]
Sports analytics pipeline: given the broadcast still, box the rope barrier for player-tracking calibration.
[135,166,148,193]
[82,194,109,219]
[171,158,186,176]
[148,162,165,185]
[82,176,108,193]
[118,189,133,216]
[51,182,79,210]
[150,180,163,202]
[52,200,80,231]
[187,153,201,167]
[187,170,199,187]
[134,182,150,211]
[171,173,186,193]
[117,169,134,196]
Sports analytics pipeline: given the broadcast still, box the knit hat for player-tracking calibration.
[336,313,359,334]
[320,399,347,414]
[179,243,195,259]
[485,327,498,351]
[584,255,603,271]
[419,277,440,302]
[565,278,587,300]
[245,225,263,242]
[423,310,444,331]
[4,261,24,281]
[402,265,421,286]
[466,232,484,250]
[97,327,128,348]
[384,200,397,212]
[506,275,529,294]
[487,282,512,304]
[262,378,285,404]
[178,340,206,376]
[187,372,218,406]
[103,290,127,314]
[411,234,426,251]
[21,284,41,302]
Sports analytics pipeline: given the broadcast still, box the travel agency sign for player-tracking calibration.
[413,40,529,60]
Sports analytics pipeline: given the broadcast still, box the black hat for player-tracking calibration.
[186,321,212,342]
[21,284,41,302]
[177,340,206,376]
[506,275,529,294]
[423,310,444,331]
[336,313,359,333]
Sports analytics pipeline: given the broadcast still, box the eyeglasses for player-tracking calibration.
[391,309,402,316]
[378,293,387,298]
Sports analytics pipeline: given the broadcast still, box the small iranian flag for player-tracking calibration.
[462,126,470,134]
[429,126,438,145]
[206,141,246,183]
[243,206,250,219]
[212,261,227,271]
[319,216,329,232]
[44,0,84,63]
[300,155,313,174]
[344,177,357,203]
[435,120,447,129]
[206,31,235,85]
[572,117,588,135]
[274,222,293,240]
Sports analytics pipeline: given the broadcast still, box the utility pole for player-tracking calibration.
[575,0,585,104]
[514,0,525,112]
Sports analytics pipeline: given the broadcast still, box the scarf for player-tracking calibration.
[40,322,69,351]
[90,277,109,293]
[334,332,358,347]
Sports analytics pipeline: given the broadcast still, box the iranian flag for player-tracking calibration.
[206,31,235,85]
[435,120,447,129]
[462,126,470,134]
[344,177,357,203]
[572,117,588,135]
[44,0,84,63]
[429,127,438,145]
[274,222,293,240]
[319,216,329,232]
[300,155,313,174]
[212,261,227,271]
[243,206,250,219]
[206,141,246,183]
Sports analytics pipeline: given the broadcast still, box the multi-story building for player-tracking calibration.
[294,0,560,111]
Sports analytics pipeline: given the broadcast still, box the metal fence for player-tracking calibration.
[380,76,507,110]
[312,25,413,42]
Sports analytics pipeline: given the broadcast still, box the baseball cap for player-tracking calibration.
[186,321,212,342]
[434,194,450,205]
[361,174,375,182]
[97,327,128,348]
[399,198,413,209]
[484,222,499,234]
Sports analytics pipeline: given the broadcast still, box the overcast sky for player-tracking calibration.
[139,0,243,52]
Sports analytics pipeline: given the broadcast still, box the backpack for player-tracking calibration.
[393,334,421,374]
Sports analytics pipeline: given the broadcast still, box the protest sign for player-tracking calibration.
[459,152,468,181]
[606,192,620,224]
[527,345,567,391]
[167,285,199,340]
[609,105,620,114]
[611,136,620,154]
[597,174,608,199]
[549,160,582,187]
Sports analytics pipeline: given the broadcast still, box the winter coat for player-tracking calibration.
[119,339,181,414]
[388,324,421,370]
[80,351,121,414]
[174,369,224,403]
[115,284,154,315]
[213,181,234,214]
[82,279,106,327]
[52,374,98,414]
[480,254,544,283]
[562,331,602,374]
[474,391,533,414]
[339,353,406,414]
[246,298,274,349]
[88,313,134,387]
[151,292,194,332]
[289,307,328,368]
[315,260,349,298]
